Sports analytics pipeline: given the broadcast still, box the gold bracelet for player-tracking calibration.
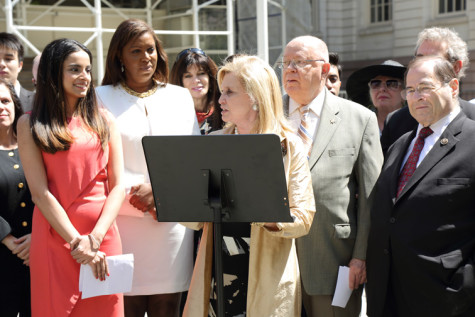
[88,234,100,251]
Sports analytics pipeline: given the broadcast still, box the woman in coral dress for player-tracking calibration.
[17,39,125,316]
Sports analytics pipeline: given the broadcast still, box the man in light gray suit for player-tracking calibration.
[281,36,383,316]
[0,32,35,112]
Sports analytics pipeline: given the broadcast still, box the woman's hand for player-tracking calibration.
[70,235,98,264]
[1,234,17,251]
[263,223,281,231]
[12,234,31,266]
[88,251,109,281]
[129,183,155,213]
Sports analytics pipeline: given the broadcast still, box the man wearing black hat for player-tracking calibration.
[346,60,406,133]
[380,26,475,155]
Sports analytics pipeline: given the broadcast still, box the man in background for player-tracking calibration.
[326,52,342,96]
[380,26,475,155]
[0,32,34,111]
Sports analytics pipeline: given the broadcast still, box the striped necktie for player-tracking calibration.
[396,127,433,198]
[297,105,313,159]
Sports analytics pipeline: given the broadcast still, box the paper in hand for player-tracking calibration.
[79,253,134,299]
[331,266,353,308]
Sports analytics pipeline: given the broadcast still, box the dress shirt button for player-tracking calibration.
[389,217,396,224]
[20,202,26,207]
[22,221,28,227]
[18,182,24,189]
[8,151,14,157]
[13,164,19,169]
[383,249,389,255]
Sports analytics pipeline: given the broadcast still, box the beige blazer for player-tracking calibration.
[182,127,316,317]
[285,89,383,295]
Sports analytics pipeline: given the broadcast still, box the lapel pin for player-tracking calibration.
[440,138,448,145]
[330,118,336,124]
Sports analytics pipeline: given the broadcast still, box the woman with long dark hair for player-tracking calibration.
[17,38,125,316]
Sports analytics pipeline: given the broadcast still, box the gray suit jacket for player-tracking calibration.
[18,85,35,112]
[286,89,383,295]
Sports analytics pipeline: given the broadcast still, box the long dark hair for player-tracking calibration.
[30,38,109,154]
[0,79,23,138]
[102,19,168,86]
[170,50,223,131]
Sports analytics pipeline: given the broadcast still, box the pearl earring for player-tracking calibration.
[121,64,124,72]
[252,104,258,111]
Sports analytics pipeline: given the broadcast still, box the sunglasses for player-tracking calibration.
[368,79,402,91]
[175,48,207,62]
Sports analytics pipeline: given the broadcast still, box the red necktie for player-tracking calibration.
[397,127,433,198]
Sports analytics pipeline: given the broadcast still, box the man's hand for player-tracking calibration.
[348,258,366,290]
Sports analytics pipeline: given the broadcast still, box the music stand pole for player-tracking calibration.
[210,196,225,317]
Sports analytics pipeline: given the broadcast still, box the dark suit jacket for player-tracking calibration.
[380,99,475,156]
[366,112,475,317]
[18,85,35,112]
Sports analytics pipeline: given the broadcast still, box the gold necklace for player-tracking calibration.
[121,81,158,98]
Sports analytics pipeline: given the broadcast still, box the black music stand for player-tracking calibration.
[142,134,292,316]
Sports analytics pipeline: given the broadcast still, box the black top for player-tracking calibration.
[0,147,34,314]
[0,148,33,240]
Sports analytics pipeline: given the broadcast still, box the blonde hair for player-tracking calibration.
[217,55,291,135]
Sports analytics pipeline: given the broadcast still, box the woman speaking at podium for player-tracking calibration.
[182,55,316,317]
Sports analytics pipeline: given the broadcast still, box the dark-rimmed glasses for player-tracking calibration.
[368,79,402,91]
[175,48,207,62]
[276,59,325,70]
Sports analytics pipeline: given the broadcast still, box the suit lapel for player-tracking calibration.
[308,91,340,169]
[396,112,465,201]
[283,94,290,117]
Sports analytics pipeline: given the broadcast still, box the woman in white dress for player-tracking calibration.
[96,19,200,317]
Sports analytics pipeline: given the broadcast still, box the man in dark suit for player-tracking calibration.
[281,36,383,317]
[381,26,475,155]
[0,32,35,112]
[366,56,475,317]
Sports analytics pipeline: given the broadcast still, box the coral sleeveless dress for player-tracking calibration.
[30,116,123,317]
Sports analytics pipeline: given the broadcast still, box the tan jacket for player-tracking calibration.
[182,128,316,317]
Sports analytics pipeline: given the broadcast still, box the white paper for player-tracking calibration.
[79,253,134,299]
[331,266,353,308]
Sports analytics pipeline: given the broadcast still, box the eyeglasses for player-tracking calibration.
[175,48,207,62]
[400,83,447,100]
[276,59,325,70]
[368,79,402,91]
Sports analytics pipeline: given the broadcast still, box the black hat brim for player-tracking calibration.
[346,64,406,107]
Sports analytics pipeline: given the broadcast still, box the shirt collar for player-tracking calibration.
[416,105,461,137]
[14,81,21,97]
[289,88,325,117]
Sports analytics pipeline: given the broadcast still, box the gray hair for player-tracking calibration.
[415,27,468,79]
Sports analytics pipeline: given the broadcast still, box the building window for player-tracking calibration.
[439,0,466,14]
[370,0,392,23]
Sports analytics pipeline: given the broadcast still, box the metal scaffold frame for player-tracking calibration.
[3,0,236,81]
[3,0,293,79]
